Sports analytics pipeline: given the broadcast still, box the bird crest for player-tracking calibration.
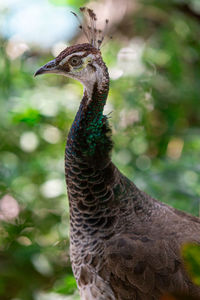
[71,7,109,49]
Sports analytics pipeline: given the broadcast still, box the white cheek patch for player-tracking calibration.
[58,52,106,101]
[59,51,85,66]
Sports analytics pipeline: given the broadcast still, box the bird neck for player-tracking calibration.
[66,61,111,161]
[65,62,116,242]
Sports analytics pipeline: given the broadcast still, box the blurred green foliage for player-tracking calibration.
[0,0,200,299]
[182,244,200,286]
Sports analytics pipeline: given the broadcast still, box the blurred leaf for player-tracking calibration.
[12,108,41,125]
[53,275,77,295]
[182,243,200,286]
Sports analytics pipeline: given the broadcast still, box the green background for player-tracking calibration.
[0,0,200,299]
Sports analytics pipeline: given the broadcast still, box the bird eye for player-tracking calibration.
[69,56,82,67]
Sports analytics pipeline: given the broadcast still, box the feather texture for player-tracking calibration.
[64,56,200,297]
[35,17,200,299]
[63,43,200,298]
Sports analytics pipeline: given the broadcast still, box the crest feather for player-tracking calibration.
[71,7,109,49]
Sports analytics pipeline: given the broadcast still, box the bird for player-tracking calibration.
[35,7,200,300]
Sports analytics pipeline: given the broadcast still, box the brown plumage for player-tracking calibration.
[161,292,200,300]
[35,7,200,300]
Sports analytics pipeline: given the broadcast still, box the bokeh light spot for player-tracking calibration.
[136,155,151,171]
[41,125,61,144]
[40,179,65,198]
[20,131,39,152]
[167,137,184,160]
[32,253,53,276]
[0,194,20,221]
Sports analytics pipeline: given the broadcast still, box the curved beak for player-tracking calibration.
[34,59,58,77]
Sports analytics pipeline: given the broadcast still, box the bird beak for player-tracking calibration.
[34,59,58,77]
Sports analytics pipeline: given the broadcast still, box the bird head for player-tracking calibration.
[35,8,109,98]
[34,43,105,89]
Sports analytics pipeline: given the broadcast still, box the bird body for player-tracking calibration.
[35,8,200,300]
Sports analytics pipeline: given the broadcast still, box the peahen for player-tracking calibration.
[35,7,200,300]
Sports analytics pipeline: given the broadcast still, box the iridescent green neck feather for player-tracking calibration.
[66,62,112,163]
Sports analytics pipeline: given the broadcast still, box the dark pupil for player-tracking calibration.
[71,57,80,66]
